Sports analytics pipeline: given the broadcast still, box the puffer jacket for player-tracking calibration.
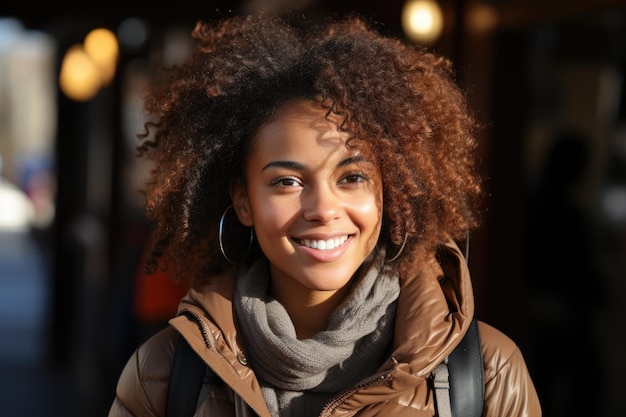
[108,240,541,416]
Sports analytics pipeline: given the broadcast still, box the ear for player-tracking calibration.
[230,181,253,227]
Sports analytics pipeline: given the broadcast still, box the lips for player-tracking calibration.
[297,235,349,251]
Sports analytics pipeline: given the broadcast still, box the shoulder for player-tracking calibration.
[477,320,520,378]
[477,321,542,416]
[109,326,178,417]
[135,325,179,379]
[477,320,530,383]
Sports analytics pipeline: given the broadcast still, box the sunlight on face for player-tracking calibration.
[232,100,383,297]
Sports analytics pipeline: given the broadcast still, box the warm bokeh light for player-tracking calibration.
[59,27,120,101]
[59,44,101,101]
[401,0,444,45]
[466,3,499,33]
[84,28,119,86]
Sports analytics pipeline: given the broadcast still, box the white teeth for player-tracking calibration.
[301,236,348,251]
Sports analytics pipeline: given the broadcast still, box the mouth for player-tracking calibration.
[295,235,350,251]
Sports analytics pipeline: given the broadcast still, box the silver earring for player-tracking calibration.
[218,205,254,264]
[385,232,408,263]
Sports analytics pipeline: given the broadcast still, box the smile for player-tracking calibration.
[297,235,349,251]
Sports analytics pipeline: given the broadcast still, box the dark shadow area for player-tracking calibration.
[523,131,607,416]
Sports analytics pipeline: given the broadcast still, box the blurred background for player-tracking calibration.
[1,0,625,415]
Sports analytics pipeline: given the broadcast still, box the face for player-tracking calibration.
[232,100,383,294]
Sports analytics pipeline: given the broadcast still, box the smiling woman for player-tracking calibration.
[233,101,382,292]
[108,13,540,417]
[231,100,384,338]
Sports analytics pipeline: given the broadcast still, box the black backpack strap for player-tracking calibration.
[166,335,208,417]
[448,318,484,417]
[432,318,485,417]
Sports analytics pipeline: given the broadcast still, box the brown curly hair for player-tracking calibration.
[137,13,483,284]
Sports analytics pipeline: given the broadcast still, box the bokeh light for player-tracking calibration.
[59,27,119,101]
[58,44,101,102]
[401,0,444,45]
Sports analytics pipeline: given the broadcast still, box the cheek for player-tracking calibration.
[251,197,294,234]
[360,198,381,223]
[354,191,383,239]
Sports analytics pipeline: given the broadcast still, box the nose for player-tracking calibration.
[301,184,340,223]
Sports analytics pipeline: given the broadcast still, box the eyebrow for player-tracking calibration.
[340,155,367,167]
[261,160,305,171]
[261,155,368,172]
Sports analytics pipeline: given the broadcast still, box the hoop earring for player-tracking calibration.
[385,232,408,263]
[218,205,254,264]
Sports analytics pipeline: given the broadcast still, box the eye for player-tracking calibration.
[339,171,369,184]
[270,176,302,187]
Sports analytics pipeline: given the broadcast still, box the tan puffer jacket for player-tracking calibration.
[108,240,541,417]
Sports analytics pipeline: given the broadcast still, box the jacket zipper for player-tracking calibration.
[179,308,213,349]
[319,371,393,416]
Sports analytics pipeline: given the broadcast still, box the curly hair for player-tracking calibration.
[137,13,483,284]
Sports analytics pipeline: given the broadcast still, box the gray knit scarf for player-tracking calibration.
[234,250,400,417]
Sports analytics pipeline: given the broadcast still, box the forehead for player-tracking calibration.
[249,100,352,157]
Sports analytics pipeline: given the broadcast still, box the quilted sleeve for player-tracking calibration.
[479,321,542,417]
[108,327,178,417]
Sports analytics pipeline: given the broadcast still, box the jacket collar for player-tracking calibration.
[388,238,474,378]
[173,238,474,397]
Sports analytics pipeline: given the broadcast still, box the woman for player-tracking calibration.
[108,13,541,417]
